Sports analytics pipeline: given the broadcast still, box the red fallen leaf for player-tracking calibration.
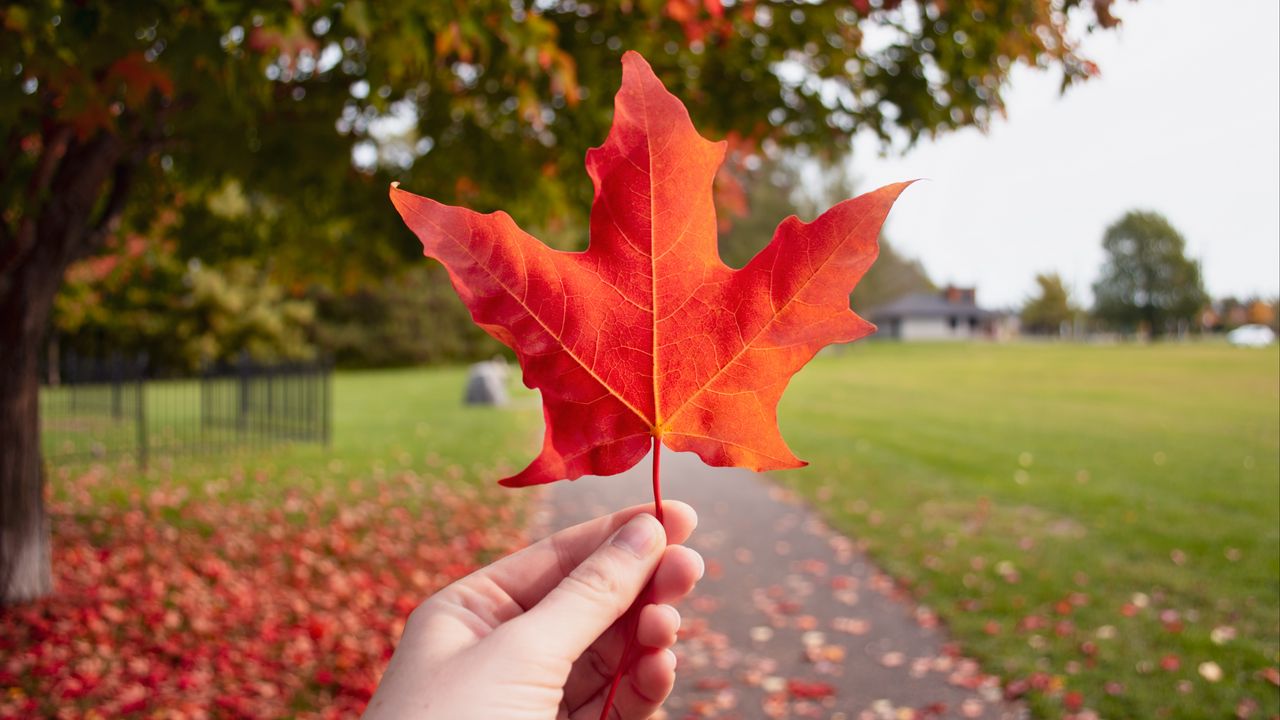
[1004,678,1030,700]
[786,679,836,699]
[1019,614,1047,631]
[1028,671,1053,690]
[696,677,732,690]
[831,575,856,589]
[390,51,907,486]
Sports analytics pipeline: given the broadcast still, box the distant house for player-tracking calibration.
[866,286,1007,341]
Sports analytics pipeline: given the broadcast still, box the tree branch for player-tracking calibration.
[0,126,73,279]
[0,125,21,191]
[80,159,136,257]
[0,215,12,255]
[23,126,72,213]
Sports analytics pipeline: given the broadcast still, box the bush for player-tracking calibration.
[311,264,507,368]
[54,237,317,372]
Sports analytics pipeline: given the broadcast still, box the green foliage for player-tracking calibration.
[55,240,315,371]
[1020,272,1077,335]
[53,234,187,350]
[850,240,935,311]
[310,264,506,368]
[1093,211,1208,337]
[176,261,315,368]
[2,0,1128,288]
[719,153,932,311]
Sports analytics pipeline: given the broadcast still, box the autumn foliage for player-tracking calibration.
[0,468,528,718]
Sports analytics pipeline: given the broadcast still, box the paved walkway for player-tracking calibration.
[545,450,1025,720]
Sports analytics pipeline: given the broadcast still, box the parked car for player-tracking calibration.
[1226,324,1278,347]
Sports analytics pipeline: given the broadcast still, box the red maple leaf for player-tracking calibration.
[390,51,909,488]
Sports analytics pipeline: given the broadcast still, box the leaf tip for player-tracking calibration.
[619,49,658,86]
[387,182,411,215]
[620,49,646,67]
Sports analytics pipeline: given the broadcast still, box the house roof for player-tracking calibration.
[865,292,997,321]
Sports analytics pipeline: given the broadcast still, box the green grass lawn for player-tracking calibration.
[256,365,538,495]
[777,341,1280,718]
[46,365,540,509]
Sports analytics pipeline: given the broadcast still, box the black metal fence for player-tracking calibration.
[40,354,331,467]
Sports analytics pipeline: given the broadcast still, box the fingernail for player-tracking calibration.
[612,515,659,557]
[661,604,681,630]
[692,550,706,580]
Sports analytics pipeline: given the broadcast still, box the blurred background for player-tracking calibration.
[1,1,1276,718]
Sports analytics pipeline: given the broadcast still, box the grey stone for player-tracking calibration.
[463,360,509,406]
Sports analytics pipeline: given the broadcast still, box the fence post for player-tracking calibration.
[266,364,275,444]
[237,351,250,435]
[70,352,79,412]
[322,356,332,447]
[200,358,210,433]
[135,355,148,470]
[111,353,123,419]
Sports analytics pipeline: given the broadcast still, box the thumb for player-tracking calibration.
[510,513,665,661]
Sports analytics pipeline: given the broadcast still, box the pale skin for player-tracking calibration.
[363,501,704,720]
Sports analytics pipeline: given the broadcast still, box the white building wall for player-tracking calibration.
[900,317,978,341]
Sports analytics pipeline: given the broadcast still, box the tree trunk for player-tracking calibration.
[0,129,128,604]
[0,271,54,604]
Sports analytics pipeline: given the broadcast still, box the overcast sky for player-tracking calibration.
[849,0,1280,308]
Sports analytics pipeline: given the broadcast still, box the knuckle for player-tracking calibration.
[405,596,438,628]
[564,555,625,609]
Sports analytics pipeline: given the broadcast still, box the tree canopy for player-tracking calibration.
[0,0,1131,602]
[717,151,932,311]
[2,0,1126,291]
[1092,211,1207,337]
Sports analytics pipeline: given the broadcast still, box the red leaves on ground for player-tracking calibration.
[391,51,908,487]
[0,468,527,719]
[785,678,836,699]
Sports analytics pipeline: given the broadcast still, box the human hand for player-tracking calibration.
[363,501,703,720]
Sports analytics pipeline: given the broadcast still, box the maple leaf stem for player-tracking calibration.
[597,436,664,720]
[651,436,664,525]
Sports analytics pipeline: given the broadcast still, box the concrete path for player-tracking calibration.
[545,450,1025,720]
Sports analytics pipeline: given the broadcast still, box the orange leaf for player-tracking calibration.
[390,51,910,486]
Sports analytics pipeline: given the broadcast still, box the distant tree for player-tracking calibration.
[1245,299,1276,328]
[717,153,812,269]
[311,264,505,368]
[850,241,935,311]
[1214,296,1247,330]
[1092,211,1207,337]
[718,153,932,310]
[1021,272,1077,336]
